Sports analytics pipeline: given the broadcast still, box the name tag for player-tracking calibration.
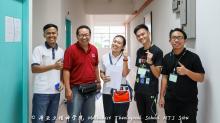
[145,78,150,85]
[169,73,178,83]
[138,67,149,75]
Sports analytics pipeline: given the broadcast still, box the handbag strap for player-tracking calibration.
[121,80,129,86]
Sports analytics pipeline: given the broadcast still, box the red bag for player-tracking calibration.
[112,85,131,103]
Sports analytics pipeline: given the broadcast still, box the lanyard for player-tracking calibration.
[109,53,122,65]
[172,49,187,72]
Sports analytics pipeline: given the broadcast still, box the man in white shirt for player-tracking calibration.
[31,24,64,123]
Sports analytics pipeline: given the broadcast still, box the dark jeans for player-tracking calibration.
[135,93,157,123]
[32,93,60,123]
[164,98,198,123]
[103,94,130,123]
[67,87,96,123]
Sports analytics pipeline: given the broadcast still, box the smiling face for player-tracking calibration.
[77,28,91,46]
[169,31,185,50]
[111,36,125,54]
[44,27,58,47]
[135,28,150,45]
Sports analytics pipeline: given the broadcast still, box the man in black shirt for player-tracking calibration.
[159,28,205,123]
[134,24,163,123]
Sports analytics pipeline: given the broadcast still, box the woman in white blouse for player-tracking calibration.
[100,35,131,123]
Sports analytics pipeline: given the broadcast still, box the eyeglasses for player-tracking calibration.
[171,36,184,41]
[78,34,90,38]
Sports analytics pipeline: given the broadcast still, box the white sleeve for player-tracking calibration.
[127,56,131,70]
[99,56,106,72]
[32,47,42,65]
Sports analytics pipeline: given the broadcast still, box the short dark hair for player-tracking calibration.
[134,24,149,35]
[43,24,58,32]
[169,28,187,39]
[76,25,91,36]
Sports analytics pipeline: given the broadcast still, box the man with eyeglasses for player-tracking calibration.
[63,25,101,123]
[159,28,205,123]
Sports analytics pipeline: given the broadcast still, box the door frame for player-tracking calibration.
[22,0,30,122]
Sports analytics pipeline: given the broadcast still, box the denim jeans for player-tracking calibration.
[67,87,96,123]
[32,93,60,123]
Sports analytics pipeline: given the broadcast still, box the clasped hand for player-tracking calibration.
[146,50,153,65]
[54,59,63,70]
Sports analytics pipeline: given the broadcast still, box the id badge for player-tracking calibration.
[145,78,150,85]
[138,67,147,76]
[140,78,145,84]
[139,74,145,84]
[169,73,178,83]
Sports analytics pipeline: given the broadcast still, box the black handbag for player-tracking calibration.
[78,83,97,94]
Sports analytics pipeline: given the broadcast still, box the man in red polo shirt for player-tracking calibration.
[63,25,101,123]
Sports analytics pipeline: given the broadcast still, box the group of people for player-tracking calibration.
[31,23,205,123]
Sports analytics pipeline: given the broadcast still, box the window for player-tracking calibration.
[93,26,125,48]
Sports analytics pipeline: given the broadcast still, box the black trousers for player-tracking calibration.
[103,94,130,123]
[135,93,157,123]
[164,98,198,123]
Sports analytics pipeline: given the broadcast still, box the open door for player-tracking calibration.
[65,19,72,48]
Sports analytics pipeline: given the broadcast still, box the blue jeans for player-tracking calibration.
[67,87,96,123]
[32,93,60,123]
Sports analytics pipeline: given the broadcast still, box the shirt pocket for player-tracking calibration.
[88,54,97,66]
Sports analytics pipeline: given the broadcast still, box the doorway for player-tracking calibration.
[65,19,72,48]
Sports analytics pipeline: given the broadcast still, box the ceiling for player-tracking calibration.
[84,0,148,25]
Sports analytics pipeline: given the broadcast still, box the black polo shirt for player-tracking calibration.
[162,48,205,102]
[134,45,163,96]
